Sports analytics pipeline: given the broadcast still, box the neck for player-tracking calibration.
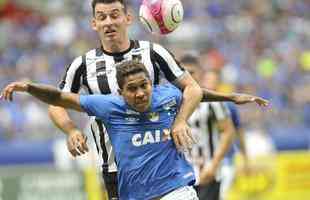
[101,37,131,53]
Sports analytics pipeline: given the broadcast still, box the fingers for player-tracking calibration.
[2,83,17,101]
[254,97,269,107]
[172,126,195,151]
[172,133,181,150]
[67,134,89,157]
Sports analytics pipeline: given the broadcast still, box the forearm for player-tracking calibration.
[238,129,248,160]
[48,105,80,135]
[176,84,203,122]
[27,83,82,111]
[211,128,234,169]
[202,88,235,102]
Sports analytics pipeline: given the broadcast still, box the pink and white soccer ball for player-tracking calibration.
[139,0,184,35]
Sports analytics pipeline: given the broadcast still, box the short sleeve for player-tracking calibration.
[210,102,230,121]
[58,56,85,93]
[151,43,185,82]
[79,95,112,121]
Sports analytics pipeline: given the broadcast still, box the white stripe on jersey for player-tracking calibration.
[104,54,119,94]
[153,43,184,78]
[187,102,229,182]
[85,49,101,94]
[58,40,186,172]
[62,56,83,92]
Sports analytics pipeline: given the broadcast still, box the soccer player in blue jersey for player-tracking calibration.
[1,60,199,200]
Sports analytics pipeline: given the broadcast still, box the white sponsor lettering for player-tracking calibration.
[132,129,171,147]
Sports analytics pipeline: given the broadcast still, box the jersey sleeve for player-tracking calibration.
[79,95,112,121]
[151,43,185,83]
[210,102,230,121]
[58,56,85,93]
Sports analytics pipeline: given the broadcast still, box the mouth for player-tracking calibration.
[105,29,117,36]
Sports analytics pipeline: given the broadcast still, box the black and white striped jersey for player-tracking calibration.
[187,102,230,183]
[58,40,186,173]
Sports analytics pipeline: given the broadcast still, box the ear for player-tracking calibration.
[91,18,97,31]
[118,88,122,95]
[126,11,133,26]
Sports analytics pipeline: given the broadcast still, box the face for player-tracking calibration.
[201,71,220,90]
[91,2,132,44]
[120,72,152,112]
[183,62,203,83]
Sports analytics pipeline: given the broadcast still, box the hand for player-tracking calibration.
[171,119,196,151]
[0,82,29,101]
[67,130,89,157]
[199,164,217,185]
[233,93,269,107]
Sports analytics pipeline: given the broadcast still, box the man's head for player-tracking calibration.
[116,60,152,112]
[91,0,132,48]
[180,54,203,84]
[201,70,220,90]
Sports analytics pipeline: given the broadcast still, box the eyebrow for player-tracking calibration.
[95,8,123,15]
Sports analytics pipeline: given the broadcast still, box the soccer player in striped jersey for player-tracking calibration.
[1,60,199,200]
[180,54,235,200]
[47,0,268,199]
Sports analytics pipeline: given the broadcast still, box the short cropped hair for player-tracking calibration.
[115,60,150,89]
[91,0,127,16]
[179,54,201,68]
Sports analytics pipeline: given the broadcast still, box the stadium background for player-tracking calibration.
[0,0,309,199]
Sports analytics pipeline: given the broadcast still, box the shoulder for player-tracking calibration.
[153,84,182,103]
[155,84,181,95]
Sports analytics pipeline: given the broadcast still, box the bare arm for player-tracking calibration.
[173,73,203,149]
[210,118,234,170]
[200,118,235,184]
[175,73,203,123]
[202,88,269,107]
[25,83,83,111]
[48,105,88,157]
[48,105,81,136]
[1,82,89,156]
[237,128,248,160]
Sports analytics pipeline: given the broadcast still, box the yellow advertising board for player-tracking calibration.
[227,151,310,200]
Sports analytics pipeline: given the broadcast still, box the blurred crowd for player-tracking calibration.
[0,0,309,146]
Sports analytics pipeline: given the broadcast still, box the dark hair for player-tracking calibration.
[92,0,127,16]
[179,54,201,68]
[115,60,150,89]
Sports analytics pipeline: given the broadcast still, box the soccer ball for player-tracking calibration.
[139,0,184,35]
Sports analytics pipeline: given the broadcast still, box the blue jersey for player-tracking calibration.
[80,84,195,200]
[225,102,242,162]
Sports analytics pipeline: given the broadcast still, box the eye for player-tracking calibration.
[96,14,106,21]
[110,11,121,19]
[141,82,148,89]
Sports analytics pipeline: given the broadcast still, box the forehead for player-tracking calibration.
[94,2,124,13]
[124,73,149,87]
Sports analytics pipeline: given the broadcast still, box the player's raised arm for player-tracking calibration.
[201,88,269,107]
[1,82,83,112]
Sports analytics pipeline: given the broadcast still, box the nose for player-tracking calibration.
[105,16,114,25]
[136,88,145,99]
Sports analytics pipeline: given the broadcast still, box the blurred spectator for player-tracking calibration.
[0,0,309,145]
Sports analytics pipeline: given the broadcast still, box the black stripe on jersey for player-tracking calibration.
[71,63,84,93]
[96,118,109,171]
[81,55,93,94]
[208,104,216,158]
[113,54,124,63]
[58,64,70,90]
[150,43,160,85]
[132,40,142,62]
[166,49,185,71]
[96,60,111,94]
[90,125,100,153]
[152,50,178,82]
